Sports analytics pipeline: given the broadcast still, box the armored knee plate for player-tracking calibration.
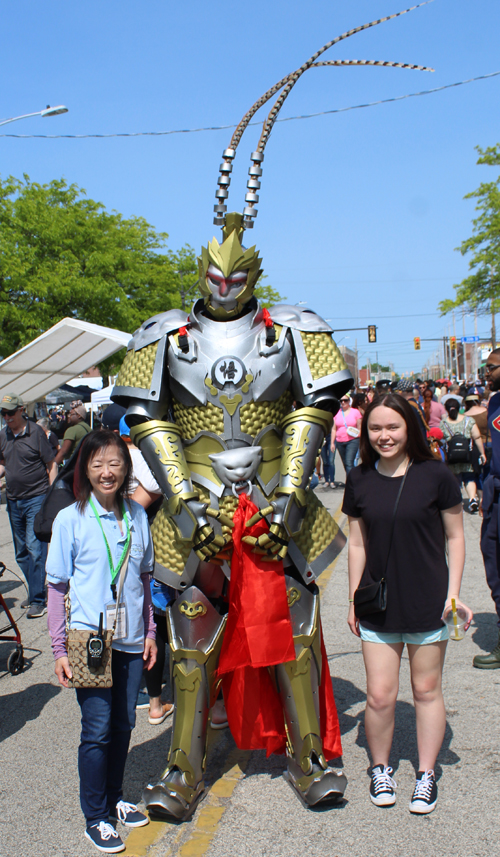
[143,586,226,821]
[276,576,347,807]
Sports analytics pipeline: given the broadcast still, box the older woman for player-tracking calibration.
[46,431,157,854]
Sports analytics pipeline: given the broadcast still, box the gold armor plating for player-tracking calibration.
[131,420,192,496]
[179,601,208,620]
[239,392,293,436]
[116,341,159,389]
[173,398,225,439]
[300,331,347,380]
[287,587,301,608]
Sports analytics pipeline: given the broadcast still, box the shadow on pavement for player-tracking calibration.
[471,611,498,652]
[0,682,60,743]
[354,699,459,780]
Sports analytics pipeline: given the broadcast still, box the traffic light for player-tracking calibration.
[414,337,421,351]
[368,325,377,343]
[450,336,456,351]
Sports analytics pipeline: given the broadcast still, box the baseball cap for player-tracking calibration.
[394,379,414,393]
[0,393,24,412]
[119,415,131,437]
[101,403,126,431]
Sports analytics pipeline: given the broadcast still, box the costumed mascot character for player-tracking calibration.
[112,3,432,821]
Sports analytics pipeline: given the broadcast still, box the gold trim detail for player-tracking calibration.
[219,394,242,416]
[204,376,218,396]
[178,601,208,620]
[287,587,301,608]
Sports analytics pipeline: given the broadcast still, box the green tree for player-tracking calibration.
[0,175,182,361]
[438,144,500,348]
[254,276,286,308]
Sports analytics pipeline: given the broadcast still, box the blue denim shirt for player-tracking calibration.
[46,496,154,653]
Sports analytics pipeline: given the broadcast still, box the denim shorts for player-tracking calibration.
[359,625,449,645]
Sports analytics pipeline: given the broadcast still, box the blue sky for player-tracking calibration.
[2,0,500,374]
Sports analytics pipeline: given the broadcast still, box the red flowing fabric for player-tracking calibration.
[218,493,342,760]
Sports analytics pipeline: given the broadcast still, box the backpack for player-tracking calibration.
[33,449,79,542]
[446,433,472,464]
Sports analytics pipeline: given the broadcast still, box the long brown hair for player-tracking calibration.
[74,430,132,512]
[359,394,435,467]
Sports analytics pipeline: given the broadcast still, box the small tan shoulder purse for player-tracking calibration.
[66,547,130,689]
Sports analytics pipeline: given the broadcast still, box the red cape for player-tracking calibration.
[218,493,342,760]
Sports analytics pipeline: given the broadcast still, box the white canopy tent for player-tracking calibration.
[0,318,131,405]
[90,385,115,407]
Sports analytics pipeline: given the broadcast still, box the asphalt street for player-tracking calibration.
[0,473,499,857]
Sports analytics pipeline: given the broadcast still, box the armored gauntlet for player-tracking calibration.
[244,407,332,559]
[131,421,232,559]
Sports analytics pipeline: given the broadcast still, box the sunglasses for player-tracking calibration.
[1,408,20,416]
[340,398,350,403]
[485,364,500,373]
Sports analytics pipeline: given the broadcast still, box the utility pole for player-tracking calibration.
[452,311,459,379]
[474,307,478,379]
[355,338,358,386]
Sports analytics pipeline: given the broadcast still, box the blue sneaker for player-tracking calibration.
[84,821,125,853]
[110,800,149,828]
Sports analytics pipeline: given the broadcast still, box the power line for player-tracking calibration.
[0,71,498,139]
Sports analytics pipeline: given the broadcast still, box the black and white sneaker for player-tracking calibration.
[369,764,397,806]
[469,498,479,514]
[409,769,437,814]
[84,822,125,853]
[110,800,149,828]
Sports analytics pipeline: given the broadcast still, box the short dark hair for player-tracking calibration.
[359,393,434,467]
[74,430,132,512]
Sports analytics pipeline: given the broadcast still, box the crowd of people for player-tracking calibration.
[1,360,500,850]
[316,376,491,515]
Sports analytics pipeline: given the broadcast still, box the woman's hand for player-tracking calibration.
[443,597,473,631]
[143,637,158,670]
[55,656,73,688]
[347,603,360,637]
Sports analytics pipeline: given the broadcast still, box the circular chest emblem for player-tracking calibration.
[212,356,246,388]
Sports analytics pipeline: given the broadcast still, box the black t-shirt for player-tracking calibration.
[342,460,462,633]
[0,420,55,500]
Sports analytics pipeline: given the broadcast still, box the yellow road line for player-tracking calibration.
[125,504,349,856]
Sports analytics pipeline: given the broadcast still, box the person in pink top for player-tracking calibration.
[423,388,446,428]
[331,395,363,478]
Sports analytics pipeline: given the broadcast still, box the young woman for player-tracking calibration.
[331,395,362,478]
[440,398,486,514]
[343,394,472,815]
[46,431,157,854]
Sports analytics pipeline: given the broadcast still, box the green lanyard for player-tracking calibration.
[89,496,131,597]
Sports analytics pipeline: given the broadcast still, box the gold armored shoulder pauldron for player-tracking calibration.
[116,342,159,390]
[299,332,347,382]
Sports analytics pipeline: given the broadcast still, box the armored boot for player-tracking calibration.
[275,577,347,807]
[143,587,225,820]
[473,630,500,669]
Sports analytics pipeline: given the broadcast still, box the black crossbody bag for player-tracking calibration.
[353,461,412,619]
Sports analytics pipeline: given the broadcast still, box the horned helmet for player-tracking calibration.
[198,2,432,320]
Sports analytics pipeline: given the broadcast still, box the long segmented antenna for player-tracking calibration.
[213,1,434,229]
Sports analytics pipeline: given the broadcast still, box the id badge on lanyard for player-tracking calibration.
[89,497,131,640]
[105,602,127,639]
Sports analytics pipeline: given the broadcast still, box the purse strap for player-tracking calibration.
[381,459,412,581]
[65,522,131,639]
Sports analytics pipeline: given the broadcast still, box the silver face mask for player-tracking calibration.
[206,264,248,313]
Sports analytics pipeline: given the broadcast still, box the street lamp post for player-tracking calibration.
[0,105,68,128]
